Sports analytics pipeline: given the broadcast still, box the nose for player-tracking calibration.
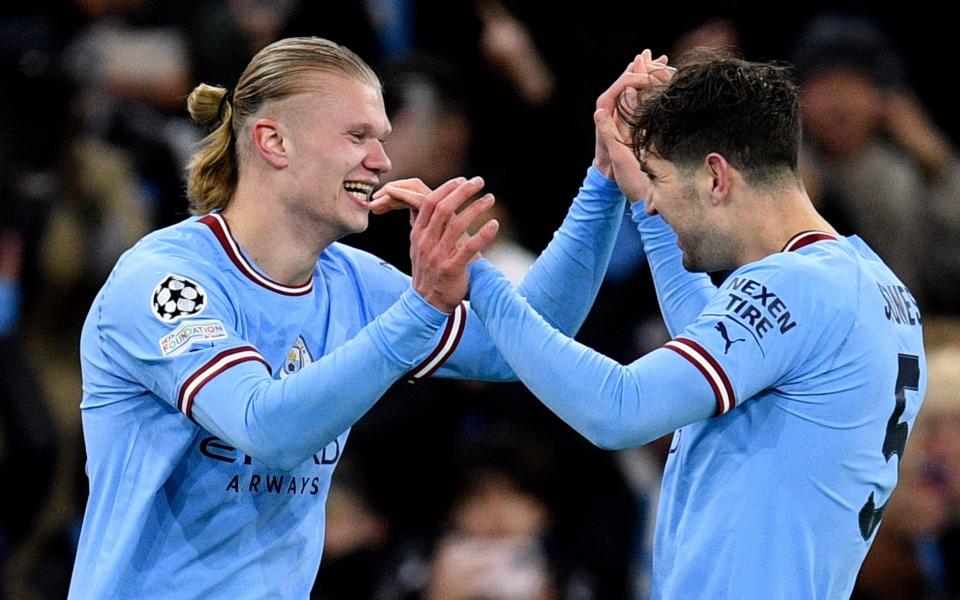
[365,140,392,175]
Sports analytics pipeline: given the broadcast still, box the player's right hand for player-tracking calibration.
[371,178,429,212]
[409,177,499,313]
[594,50,673,203]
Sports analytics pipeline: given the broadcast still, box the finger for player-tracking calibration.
[413,177,468,235]
[455,219,500,263]
[648,63,676,84]
[639,48,652,67]
[595,108,622,145]
[597,71,649,108]
[370,193,422,215]
[630,51,650,75]
[595,107,613,134]
[614,110,634,145]
[597,106,634,148]
[623,86,638,112]
[389,177,432,195]
[369,198,404,215]
[457,194,496,230]
[372,177,431,200]
[599,59,647,108]
[423,176,486,241]
[442,194,496,248]
[598,71,660,109]
[374,186,426,210]
[648,61,675,73]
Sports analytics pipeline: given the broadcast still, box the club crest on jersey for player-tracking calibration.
[152,274,207,322]
[281,336,313,378]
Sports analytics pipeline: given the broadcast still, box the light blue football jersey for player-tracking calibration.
[69,166,625,599]
[466,204,926,600]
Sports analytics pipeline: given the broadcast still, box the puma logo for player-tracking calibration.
[715,322,745,354]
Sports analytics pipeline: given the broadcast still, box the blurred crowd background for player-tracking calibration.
[2,1,959,598]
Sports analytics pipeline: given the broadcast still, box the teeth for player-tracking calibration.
[347,190,368,202]
[344,181,374,201]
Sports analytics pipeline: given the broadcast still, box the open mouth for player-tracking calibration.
[344,181,375,202]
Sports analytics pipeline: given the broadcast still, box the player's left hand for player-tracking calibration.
[593,50,672,178]
[409,177,500,313]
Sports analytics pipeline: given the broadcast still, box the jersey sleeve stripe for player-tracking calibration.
[664,338,736,415]
[178,346,271,420]
[405,302,467,383]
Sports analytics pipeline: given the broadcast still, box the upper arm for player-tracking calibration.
[667,258,851,414]
[89,255,271,421]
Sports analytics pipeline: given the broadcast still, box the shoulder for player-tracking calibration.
[734,241,859,301]
[716,242,860,339]
[99,219,233,323]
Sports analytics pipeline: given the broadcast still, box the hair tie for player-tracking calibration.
[217,91,232,125]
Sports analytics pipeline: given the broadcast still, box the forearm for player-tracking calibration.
[435,166,624,382]
[191,288,447,470]
[631,203,715,336]
[518,166,625,334]
[469,260,713,448]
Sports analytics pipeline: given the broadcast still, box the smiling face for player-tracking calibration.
[641,152,734,273]
[272,73,392,240]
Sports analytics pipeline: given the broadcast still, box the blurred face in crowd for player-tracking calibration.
[800,68,885,158]
[451,471,550,538]
[268,73,392,239]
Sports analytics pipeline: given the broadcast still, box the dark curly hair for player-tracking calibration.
[622,50,801,188]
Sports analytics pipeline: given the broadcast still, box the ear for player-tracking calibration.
[250,118,289,169]
[704,153,732,205]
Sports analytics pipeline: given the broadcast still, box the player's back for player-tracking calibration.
[654,235,926,599]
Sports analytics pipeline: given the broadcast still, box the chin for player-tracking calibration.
[682,261,708,273]
[348,217,370,235]
[681,253,706,273]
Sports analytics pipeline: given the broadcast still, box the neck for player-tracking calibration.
[732,186,836,266]
[222,177,338,286]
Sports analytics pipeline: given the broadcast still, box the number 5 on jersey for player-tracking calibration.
[859,353,920,540]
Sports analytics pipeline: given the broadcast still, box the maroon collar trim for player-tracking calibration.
[199,213,313,296]
[781,230,838,253]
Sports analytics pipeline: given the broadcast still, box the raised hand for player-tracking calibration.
[594,50,674,203]
[409,177,500,312]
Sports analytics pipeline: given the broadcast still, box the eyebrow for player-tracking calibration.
[347,122,392,138]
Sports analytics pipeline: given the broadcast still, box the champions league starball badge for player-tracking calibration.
[151,274,208,322]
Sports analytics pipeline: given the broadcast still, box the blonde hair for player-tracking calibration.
[185,37,380,214]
